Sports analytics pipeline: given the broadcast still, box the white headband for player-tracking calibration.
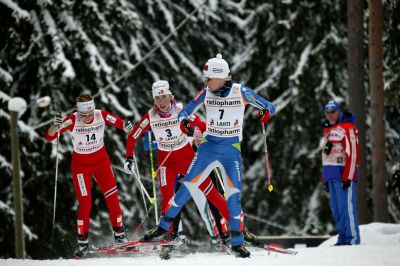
[76,100,95,115]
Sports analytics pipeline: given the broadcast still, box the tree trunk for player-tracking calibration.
[347,0,370,224]
[369,0,388,222]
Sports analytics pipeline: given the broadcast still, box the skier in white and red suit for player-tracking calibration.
[124,80,229,240]
[45,94,133,257]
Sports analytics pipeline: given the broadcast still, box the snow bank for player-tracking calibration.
[1,223,400,266]
[320,222,400,247]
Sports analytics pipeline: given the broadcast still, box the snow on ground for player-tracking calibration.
[2,223,400,266]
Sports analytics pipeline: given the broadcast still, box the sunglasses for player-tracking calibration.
[78,111,94,116]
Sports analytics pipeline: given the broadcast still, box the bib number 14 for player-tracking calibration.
[86,134,96,142]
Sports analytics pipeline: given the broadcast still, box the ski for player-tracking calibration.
[263,243,298,255]
[90,239,175,256]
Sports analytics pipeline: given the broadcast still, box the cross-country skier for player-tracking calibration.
[142,54,276,258]
[322,100,360,245]
[45,94,132,257]
[124,80,229,242]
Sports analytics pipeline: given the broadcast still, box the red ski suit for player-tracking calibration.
[45,110,125,236]
[126,111,229,220]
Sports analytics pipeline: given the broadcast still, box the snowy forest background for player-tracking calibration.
[1,0,399,259]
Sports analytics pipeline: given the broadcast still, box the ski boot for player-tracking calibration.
[231,244,250,258]
[243,228,264,248]
[113,226,128,245]
[142,225,167,241]
[73,236,89,258]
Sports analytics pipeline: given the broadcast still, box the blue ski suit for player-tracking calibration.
[158,81,275,247]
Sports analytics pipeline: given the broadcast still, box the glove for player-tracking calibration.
[53,113,63,128]
[342,179,351,189]
[123,120,133,133]
[124,158,135,175]
[176,173,185,183]
[180,119,194,136]
[323,141,333,155]
[174,174,185,192]
[322,120,331,128]
[258,109,271,124]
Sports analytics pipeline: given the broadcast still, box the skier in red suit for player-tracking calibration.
[45,94,133,257]
[124,80,229,241]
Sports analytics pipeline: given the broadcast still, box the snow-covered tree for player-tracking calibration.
[0,0,399,258]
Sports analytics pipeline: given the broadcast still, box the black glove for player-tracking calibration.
[53,113,63,128]
[180,119,194,136]
[323,141,333,155]
[323,120,331,128]
[176,173,185,183]
[174,174,185,192]
[342,180,351,189]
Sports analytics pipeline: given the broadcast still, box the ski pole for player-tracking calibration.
[129,203,155,241]
[51,123,60,240]
[154,132,184,174]
[262,122,273,192]
[132,154,149,213]
[148,131,159,223]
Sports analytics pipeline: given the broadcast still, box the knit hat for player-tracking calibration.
[152,80,172,98]
[324,100,341,112]
[202,54,231,80]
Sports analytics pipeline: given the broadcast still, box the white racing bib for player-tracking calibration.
[71,110,105,154]
[322,127,346,166]
[205,83,245,141]
[149,104,189,151]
